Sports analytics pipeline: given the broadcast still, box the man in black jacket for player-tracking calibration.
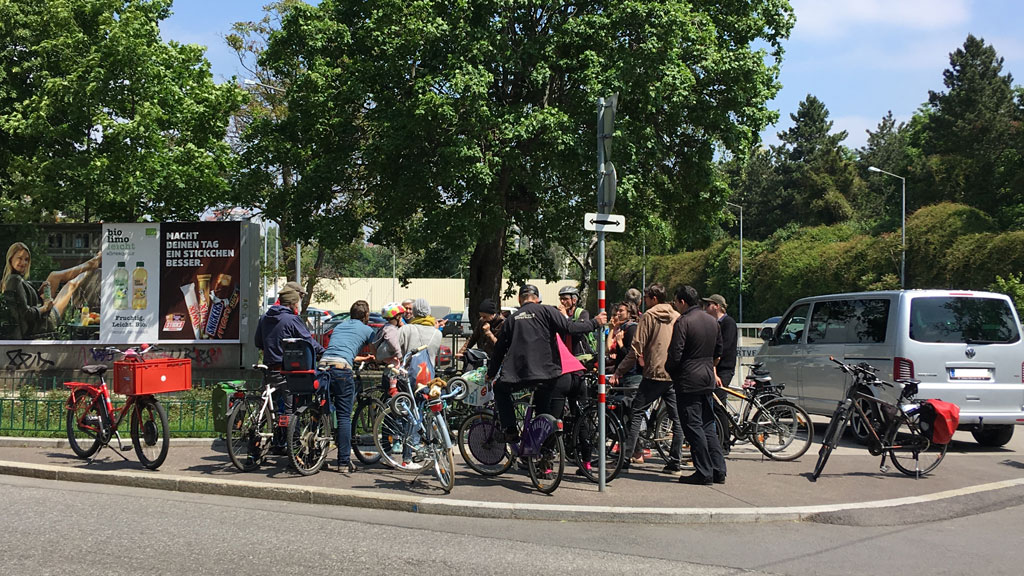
[254,281,325,451]
[703,293,738,401]
[666,285,726,485]
[488,284,606,438]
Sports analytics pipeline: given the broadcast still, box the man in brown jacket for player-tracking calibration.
[608,283,687,472]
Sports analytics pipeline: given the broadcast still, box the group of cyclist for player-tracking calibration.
[255,278,734,487]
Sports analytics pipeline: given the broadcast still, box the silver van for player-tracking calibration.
[756,290,1024,446]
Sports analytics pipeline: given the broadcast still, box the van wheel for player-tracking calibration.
[848,392,880,446]
[971,425,1014,447]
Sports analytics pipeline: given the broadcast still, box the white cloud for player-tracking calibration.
[792,0,970,39]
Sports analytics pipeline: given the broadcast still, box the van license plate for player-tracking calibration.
[949,368,991,380]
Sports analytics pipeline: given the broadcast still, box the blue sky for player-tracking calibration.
[161,0,1023,150]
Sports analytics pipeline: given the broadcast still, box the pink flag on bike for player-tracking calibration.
[557,336,585,374]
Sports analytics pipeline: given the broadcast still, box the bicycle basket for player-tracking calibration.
[460,367,493,407]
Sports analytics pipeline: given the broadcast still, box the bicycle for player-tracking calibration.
[350,362,387,465]
[563,371,626,483]
[607,385,678,464]
[372,346,464,493]
[458,385,567,494]
[225,364,291,472]
[812,356,948,480]
[65,345,187,470]
[711,368,813,461]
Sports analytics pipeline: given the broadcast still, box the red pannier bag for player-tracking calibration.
[920,399,960,445]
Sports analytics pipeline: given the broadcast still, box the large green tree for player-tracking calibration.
[915,34,1021,226]
[0,0,245,222]
[858,111,914,231]
[772,94,860,227]
[256,0,793,316]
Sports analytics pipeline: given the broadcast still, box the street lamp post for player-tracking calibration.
[726,202,743,323]
[868,166,906,289]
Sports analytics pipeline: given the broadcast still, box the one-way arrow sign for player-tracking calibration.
[584,213,626,233]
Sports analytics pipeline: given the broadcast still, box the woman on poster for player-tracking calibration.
[1,242,100,339]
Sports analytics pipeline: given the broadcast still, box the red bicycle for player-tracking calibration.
[64,345,191,470]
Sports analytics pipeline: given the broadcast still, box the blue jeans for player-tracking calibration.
[328,367,356,466]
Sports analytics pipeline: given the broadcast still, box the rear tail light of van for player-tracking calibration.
[894,357,914,380]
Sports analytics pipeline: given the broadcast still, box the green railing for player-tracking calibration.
[0,376,260,437]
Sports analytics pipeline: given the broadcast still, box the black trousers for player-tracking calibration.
[714,368,735,403]
[494,373,572,433]
[676,389,727,480]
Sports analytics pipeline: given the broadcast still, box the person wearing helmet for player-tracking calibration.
[374,302,406,396]
[557,285,596,356]
[488,284,607,440]
[318,299,377,473]
[376,302,405,364]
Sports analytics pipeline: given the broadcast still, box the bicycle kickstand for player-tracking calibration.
[878,454,889,474]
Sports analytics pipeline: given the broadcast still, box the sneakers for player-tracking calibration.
[575,462,593,476]
[712,472,727,485]
[662,462,683,474]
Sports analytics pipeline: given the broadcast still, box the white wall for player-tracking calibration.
[295,277,578,315]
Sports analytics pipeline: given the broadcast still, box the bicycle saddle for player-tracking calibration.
[81,365,108,375]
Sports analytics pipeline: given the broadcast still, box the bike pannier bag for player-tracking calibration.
[920,399,960,445]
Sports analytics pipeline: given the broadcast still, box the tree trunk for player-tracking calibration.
[466,225,506,321]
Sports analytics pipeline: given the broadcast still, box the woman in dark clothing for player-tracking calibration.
[1,242,100,339]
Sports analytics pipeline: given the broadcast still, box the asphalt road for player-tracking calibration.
[3,473,1024,576]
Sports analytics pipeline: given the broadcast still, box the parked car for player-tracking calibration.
[441,311,472,337]
[755,290,1024,447]
[318,312,385,350]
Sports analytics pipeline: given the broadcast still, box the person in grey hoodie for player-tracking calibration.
[397,298,443,367]
[608,283,687,473]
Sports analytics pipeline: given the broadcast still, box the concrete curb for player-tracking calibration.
[3,459,1023,525]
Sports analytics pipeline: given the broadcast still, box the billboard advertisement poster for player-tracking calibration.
[159,222,241,342]
[100,224,160,343]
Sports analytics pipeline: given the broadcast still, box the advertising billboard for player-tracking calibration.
[1,222,249,346]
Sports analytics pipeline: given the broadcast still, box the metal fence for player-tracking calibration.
[0,374,259,437]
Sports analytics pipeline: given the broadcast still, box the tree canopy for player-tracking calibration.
[248,0,794,315]
[0,0,245,223]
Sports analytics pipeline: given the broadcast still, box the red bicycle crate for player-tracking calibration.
[113,359,192,395]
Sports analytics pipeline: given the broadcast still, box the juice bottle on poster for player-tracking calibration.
[132,261,148,309]
[113,262,129,310]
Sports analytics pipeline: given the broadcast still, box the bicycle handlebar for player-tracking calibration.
[829,356,892,388]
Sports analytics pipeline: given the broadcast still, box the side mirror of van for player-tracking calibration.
[759,326,774,341]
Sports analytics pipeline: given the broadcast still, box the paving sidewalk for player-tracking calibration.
[3,436,1024,524]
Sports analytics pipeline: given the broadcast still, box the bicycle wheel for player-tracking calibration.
[528,433,565,494]
[651,404,677,461]
[572,404,625,483]
[887,414,948,477]
[66,389,103,458]
[750,399,813,461]
[457,412,513,476]
[812,407,849,480]
[352,397,384,465]
[713,403,734,454]
[288,407,330,476]
[227,395,270,472]
[131,396,169,470]
[373,400,423,470]
[429,415,456,493]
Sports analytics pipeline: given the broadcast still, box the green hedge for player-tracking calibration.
[608,203,1024,322]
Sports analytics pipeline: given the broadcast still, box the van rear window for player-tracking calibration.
[910,297,1021,344]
